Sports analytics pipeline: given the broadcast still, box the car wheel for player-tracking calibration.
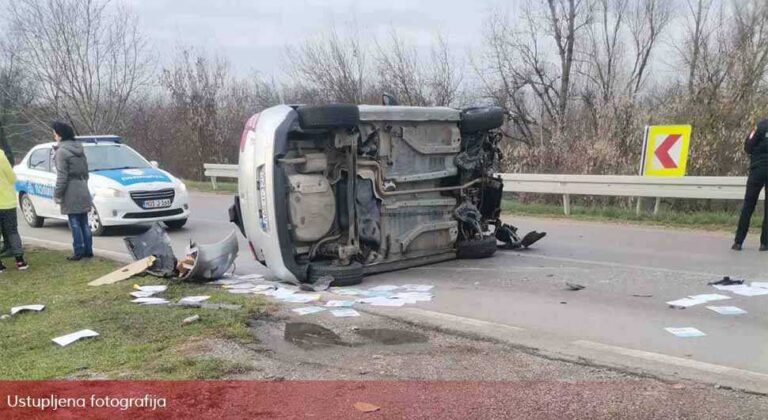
[164,218,187,230]
[296,104,359,130]
[20,194,44,228]
[88,208,106,236]
[456,235,497,259]
[460,106,505,133]
[307,261,364,287]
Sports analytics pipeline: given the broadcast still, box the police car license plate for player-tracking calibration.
[143,199,171,209]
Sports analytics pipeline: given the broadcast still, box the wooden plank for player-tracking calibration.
[88,256,156,286]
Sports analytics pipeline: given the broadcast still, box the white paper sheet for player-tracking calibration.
[325,300,356,307]
[134,285,167,293]
[10,304,45,315]
[687,294,731,302]
[368,285,400,292]
[664,327,706,338]
[730,286,768,297]
[712,284,747,292]
[279,294,321,303]
[52,330,99,347]
[251,285,276,292]
[706,306,747,315]
[265,288,297,298]
[358,297,406,307]
[228,288,257,294]
[292,307,326,316]
[131,297,169,305]
[330,288,366,296]
[752,282,768,289]
[130,291,158,298]
[223,282,259,289]
[330,308,361,317]
[178,296,210,305]
[401,284,434,292]
[392,292,433,302]
[666,297,708,308]
[236,274,266,281]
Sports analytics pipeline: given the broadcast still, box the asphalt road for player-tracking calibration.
[18,192,768,391]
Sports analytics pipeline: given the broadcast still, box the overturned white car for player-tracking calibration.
[230,102,544,286]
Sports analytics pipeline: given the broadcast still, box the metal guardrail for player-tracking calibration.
[202,164,752,214]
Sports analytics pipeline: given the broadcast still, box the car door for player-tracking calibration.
[24,147,57,217]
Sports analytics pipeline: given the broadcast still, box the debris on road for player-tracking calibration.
[124,223,177,277]
[687,294,731,303]
[566,282,585,291]
[391,292,432,303]
[706,306,747,315]
[331,308,361,318]
[401,284,434,292]
[728,286,768,297]
[299,275,333,292]
[178,296,211,306]
[182,315,201,325]
[665,327,706,338]
[134,285,168,293]
[130,290,159,298]
[708,276,744,286]
[10,304,45,315]
[752,282,768,289]
[131,297,170,305]
[292,307,326,316]
[359,297,407,307]
[325,300,356,307]
[52,329,99,347]
[667,297,707,309]
[354,402,381,413]
[369,285,400,292]
[279,294,322,304]
[632,294,653,298]
[234,274,266,281]
[88,256,156,286]
[0,314,9,320]
[179,230,239,282]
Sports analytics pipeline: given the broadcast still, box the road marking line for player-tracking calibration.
[395,307,525,332]
[507,252,719,277]
[411,266,589,272]
[573,340,768,382]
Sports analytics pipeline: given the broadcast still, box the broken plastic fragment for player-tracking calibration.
[10,304,45,315]
[52,330,99,347]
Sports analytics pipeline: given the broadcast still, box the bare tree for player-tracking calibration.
[7,0,152,133]
[0,35,37,160]
[625,0,671,97]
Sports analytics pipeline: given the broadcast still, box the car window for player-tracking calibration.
[28,148,51,172]
[84,145,151,171]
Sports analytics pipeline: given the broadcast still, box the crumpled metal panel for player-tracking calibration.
[123,223,177,277]
[181,230,239,282]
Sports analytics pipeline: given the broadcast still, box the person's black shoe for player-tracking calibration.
[67,255,83,261]
[83,253,94,258]
[761,245,768,252]
[732,243,743,251]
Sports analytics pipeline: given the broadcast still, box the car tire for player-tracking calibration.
[307,261,364,287]
[457,235,497,259]
[20,194,44,228]
[164,218,187,230]
[460,106,505,133]
[296,104,359,130]
[88,208,107,236]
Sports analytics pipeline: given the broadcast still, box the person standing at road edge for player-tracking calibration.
[53,121,94,260]
[733,119,768,250]
[0,150,28,270]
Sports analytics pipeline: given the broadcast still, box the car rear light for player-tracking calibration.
[240,113,261,153]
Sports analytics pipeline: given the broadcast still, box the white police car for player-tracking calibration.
[15,135,190,235]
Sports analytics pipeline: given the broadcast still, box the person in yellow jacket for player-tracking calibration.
[0,152,27,270]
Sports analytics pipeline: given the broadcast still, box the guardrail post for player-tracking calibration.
[653,197,661,215]
[210,176,218,190]
[563,194,571,216]
[636,197,643,216]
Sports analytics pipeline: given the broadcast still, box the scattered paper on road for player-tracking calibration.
[280,294,321,303]
[265,288,297,298]
[392,292,433,302]
[292,307,326,316]
[752,282,768,289]
[666,297,707,308]
[52,330,99,347]
[664,327,706,338]
[10,305,45,315]
[687,294,731,302]
[130,291,159,298]
[236,274,265,281]
[359,297,406,307]
[325,300,356,307]
[729,286,768,297]
[331,308,361,317]
[251,285,276,292]
[706,306,747,315]
[331,288,366,296]
[401,284,434,292]
[369,285,400,292]
[131,297,170,305]
[134,285,167,293]
[223,282,259,289]
[228,288,258,295]
[178,296,211,305]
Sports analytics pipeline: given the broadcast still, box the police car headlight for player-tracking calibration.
[94,187,124,198]
[175,182,187,194]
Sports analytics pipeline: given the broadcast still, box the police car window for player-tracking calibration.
[28,149,50,172]
[84,145,151,171]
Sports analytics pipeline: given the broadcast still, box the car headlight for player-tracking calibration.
[175,182,187,194]
[93,187,124,198]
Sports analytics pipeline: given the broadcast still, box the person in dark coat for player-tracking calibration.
[52,121,94,260]
[733,118,768,250]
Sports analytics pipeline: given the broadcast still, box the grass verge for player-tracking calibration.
[502,200,757,231]
[183,179,237,194]
[0,249,266,380]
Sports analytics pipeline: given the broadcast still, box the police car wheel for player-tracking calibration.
[88,208,106,236]
[164,218,187,230]
[20,194,44,228]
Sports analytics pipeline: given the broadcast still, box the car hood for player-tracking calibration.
[90,167,174,189]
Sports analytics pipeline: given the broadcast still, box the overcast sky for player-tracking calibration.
[124,0,508,78]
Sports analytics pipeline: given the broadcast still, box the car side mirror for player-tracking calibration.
[150,161,159,168]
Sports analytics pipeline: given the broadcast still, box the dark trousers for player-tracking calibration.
[67,213,93,257]
[0,209,23,257]
[735,167,768,245]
